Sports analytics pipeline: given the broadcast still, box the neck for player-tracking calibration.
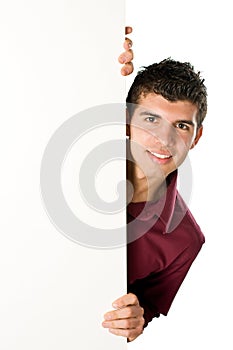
[127,161,167,203]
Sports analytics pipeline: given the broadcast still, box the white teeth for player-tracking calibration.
[149,150,171,159]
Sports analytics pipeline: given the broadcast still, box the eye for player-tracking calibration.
[145,116,157,123]
[176,122,189,130]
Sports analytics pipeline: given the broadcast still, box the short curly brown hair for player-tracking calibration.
[126,58,207,128]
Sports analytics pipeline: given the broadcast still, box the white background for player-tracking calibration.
[0,1,127,349]
[126,0,233,349]
[1,0,233,349]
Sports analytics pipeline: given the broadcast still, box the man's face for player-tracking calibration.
[127,93,203,178]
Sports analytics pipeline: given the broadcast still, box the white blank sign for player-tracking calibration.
[0,1,127,349]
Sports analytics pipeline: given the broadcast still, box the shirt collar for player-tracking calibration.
[127,170,178,232]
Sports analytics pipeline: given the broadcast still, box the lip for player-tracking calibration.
[146,149,173,164]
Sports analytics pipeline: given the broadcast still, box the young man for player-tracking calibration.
[102,29,207,342]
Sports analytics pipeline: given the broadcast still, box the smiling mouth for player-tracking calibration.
[147,149,172,159]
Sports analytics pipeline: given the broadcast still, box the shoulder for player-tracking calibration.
[173,191,205,248]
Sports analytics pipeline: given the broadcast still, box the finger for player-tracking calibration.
[104,305,143,321]
[128,326,144,342]
[102,317,141,330]
[121,62,134,76]
[125,26,133,35]
[109,326,143,340]
[112,293,139,308]
[118,49,134,64]
[123,37,133,50]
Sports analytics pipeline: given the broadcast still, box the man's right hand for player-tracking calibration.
[118,26,134,76]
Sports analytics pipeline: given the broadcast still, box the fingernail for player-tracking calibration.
[105,314,112,320]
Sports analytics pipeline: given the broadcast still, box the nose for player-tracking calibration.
[152,120,176,148]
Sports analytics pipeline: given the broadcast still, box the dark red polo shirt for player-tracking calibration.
[127,170,205,327]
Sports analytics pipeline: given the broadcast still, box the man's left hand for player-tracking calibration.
[102,293,145,342]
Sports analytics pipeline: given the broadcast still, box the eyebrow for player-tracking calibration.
[139,111,195,127]
[177,120,195,126]
[139,111,162,119]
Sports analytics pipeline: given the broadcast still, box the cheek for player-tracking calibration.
[174,135,193,161]
[130,127,151,144]
[173,140,190,168]
[177,132,194,149]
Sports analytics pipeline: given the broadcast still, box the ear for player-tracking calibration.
[190,125,203,149]
[126,108,130,137]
